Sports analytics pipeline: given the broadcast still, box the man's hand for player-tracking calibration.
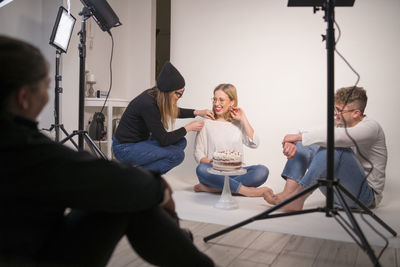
[194,109,215,120]
[282,142,297,159]
[282,133,302,144]
[282,134,302,159]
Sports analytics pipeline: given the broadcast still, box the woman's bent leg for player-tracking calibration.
[112,138,186,174]
[196,163,241,192]
[235,165,269,187]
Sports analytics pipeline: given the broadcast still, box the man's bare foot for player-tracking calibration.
[193,183,221,193]
[268,187,309,211]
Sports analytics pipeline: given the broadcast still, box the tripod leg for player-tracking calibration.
[83,132,107,160]
[334,186,381,266]
[60,131,79,145]
[60,125,78,149]
[337,183,397,237]
[203,183,319,242]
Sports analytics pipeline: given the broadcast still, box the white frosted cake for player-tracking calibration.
[212,151,242,171]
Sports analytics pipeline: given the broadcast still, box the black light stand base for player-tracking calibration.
[203,179,397,267]
[60,130,107,160]
[44,123,78,149]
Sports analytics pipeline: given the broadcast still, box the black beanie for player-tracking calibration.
[157,62,185,92]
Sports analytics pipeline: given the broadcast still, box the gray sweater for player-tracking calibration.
[302,116,387,205]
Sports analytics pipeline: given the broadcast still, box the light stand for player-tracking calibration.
[60,0,121,159]
[52,50,78,147]
[45,6,78,148]
[203,1,397,266]
[60,6,107,159]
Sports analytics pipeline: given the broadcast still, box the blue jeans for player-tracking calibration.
[112,136,186,174]
[281,142,374,208]
[196,163,269,193]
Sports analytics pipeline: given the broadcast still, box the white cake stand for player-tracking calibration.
[207,168,247,210]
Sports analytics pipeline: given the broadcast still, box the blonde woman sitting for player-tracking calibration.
[194,84,271,197]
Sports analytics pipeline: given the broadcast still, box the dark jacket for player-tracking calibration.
[0,115,165,258]
[114,88,195,146]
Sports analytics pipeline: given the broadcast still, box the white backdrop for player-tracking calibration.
[168,0,400,206]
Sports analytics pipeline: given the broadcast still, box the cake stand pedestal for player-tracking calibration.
[207,168,247,210]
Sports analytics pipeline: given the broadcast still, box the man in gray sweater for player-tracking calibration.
[264,86,387,211]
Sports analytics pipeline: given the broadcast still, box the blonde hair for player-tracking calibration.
[149,87,178,129]
[213,83,238,122]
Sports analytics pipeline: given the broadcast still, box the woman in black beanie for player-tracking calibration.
[113,62,214,174]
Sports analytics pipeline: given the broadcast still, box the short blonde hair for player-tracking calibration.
[213,83,238,122]
[335,86,367,114]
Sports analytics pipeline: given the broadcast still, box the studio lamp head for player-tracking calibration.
[80,0,122,33]
[49,6,76,53]
[0,0,14,9]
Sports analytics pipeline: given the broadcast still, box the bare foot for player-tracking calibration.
[237,185,274,197]
[252,186,274,198]
[193,183,221,193]
[263,189,279,205]
[272,187,309,211]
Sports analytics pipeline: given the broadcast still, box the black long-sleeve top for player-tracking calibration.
[114,88,195,146]
[0,115,166,258]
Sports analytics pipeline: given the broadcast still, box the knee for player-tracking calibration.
[196,163,208,176]
[170,149,185,165]
[314,148,327,160]
[196,163,210,181]
[175,138,187,150]
[112,144,125,162]
[180,138,187,148]
[253,165,269,184]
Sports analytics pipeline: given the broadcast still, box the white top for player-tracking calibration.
[302,116,387,205]
[194,119,259,164]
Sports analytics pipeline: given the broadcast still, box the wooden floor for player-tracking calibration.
[107,220,399,267]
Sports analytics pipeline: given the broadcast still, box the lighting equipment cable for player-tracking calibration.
[94,31,114,150]
[333,19,388,259]
[100,31,114,115]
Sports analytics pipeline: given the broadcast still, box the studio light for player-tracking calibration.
[80,0,121,33]
[0,0,14,9]
[45,6,77,145]
[49,6,76,53]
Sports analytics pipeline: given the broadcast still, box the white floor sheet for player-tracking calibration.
[167,174,400,248]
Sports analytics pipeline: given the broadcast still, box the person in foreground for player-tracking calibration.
[194,83,270,197]
[264,86,387,211]
[112,61,214,174]
[0,35,214,267]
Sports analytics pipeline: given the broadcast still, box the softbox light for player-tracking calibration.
[80,0,122,32]
[49,6,76,53]
[0,0,14,9]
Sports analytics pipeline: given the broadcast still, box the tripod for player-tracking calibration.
[203,1,397,266]
[44,50,78,148]
[60,7,106,160]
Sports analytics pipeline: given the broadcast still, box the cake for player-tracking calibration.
[212,151,242,171]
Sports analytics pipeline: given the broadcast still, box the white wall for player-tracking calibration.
[170,0,400,203]
[60,0,156,145]
[85,0,156,100]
